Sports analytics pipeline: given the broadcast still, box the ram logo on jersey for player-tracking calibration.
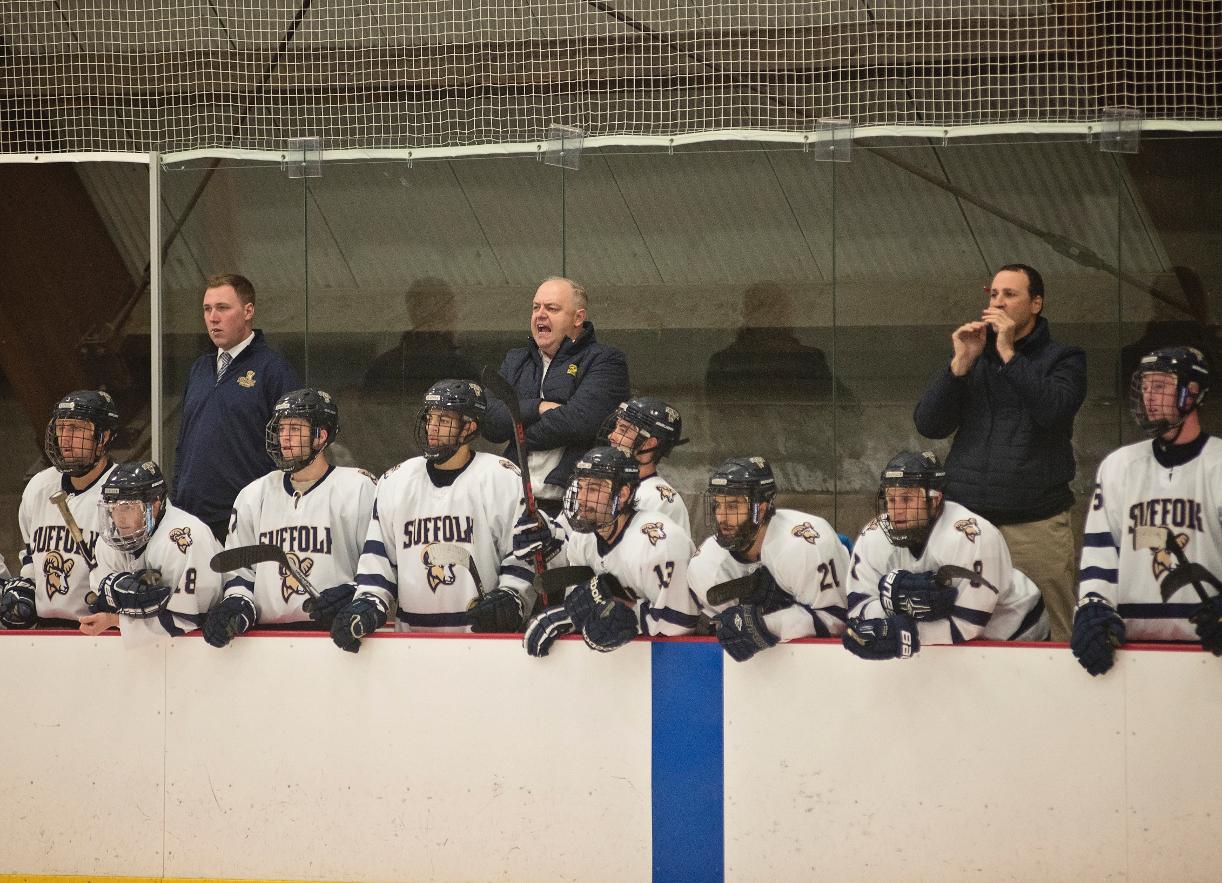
[259,526,333,555]
[1127,498,1205,534]
[954,518,981,542]
[499,459,522,476]
[1151,533,1190,580]
[401,516,474,549]
[421,544,458,592]
[30,525,98,561]
[656,484,677,503]
[169,527,193,553]
[278,552,315,602]
[792,522,820,544]
[42,551,74,598]
[641,522,667,546]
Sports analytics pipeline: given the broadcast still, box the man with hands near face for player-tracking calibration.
[914,264,1086,641]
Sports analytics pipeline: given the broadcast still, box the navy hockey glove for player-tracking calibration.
[523,606,575,658]
[511,512,561,563]
[564,572,623,629]
[743,566,793,614]
[843,614,919,661]
[880,569,956,621]
[97,570,171,618]
[329,596,388,654]
[1190,593,1222,656]
[582,600,639,652]
[1070,594,1125,676]
[303,582,356,625]
[466,589,525,633]
[203,595,256,648]
[0,577,37,630]
[714,604,779,662]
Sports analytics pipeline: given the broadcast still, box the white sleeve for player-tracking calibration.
[495,485,535,598]
[925,522,1013,645]
[119,527,222,644]
[640,530,698,637]
[222,482,261,601]
[18,489,34,581]
[844,528,890,620]
[354,492,397,610]
[764,527,850,641]
[1078,462,1120,609]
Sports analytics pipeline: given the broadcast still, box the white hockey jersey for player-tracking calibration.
[92,502,222,647]
[688,509,849,641]
[1079,436,1222,641]
[635,472,690,535]
[551,508,699,636]
[355,453,530,632]
[221,465,376,624]
[847,500,1048,643]
[18,464,114,622]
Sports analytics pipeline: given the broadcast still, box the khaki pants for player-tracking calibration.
[999,511,1077,642]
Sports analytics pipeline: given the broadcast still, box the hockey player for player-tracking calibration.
[329,379,533,652]
[600,396,690,532]
[688,456,849,662]
[843,451,1048,661]
[203,388,376,648]
[1073,346,1222,676]
[522,446,699,657]
[78,461,222,644]
[0,390,118,630]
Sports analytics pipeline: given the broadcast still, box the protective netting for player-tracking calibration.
[1,1,1218,161]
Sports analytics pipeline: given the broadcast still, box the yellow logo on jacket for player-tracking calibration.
[236,370,257,388]
[566,363,578,376]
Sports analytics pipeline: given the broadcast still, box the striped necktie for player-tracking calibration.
[217,351,232,383]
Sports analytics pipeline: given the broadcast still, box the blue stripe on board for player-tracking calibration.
[652,641,723,883]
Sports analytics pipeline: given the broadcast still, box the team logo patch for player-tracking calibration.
[566,363,578,377]
[42,551,74,599]
[357,468,377,483]
[1152,532,1190,581]
[278,552,315,603]
[641,522,666,546]
[500,459,522,476]
[863,517,881,532]
[236,370,257,388]
[954,518,981,543]
[422,544,458,593]
[656,484,676,503]
[381,463,402,480]
[169,527,193,554]
[792,522,820,544]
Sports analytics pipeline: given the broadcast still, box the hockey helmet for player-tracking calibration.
[563,446,641,534]
[875,451,946,549]
[1130,345,1211,438]
[704,456,777,552]
[266,388,340,472]
[44,390,120,477]
[599,396,687,463]
[414,379,487,462]
[99,461,168,553]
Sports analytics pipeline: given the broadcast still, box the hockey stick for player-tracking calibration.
[935,564,1001,596]
[705,572,765,607]
[1133,525,1222,603]
[481,365,551,603]
[209,543,320,600]
[49,490,97,569]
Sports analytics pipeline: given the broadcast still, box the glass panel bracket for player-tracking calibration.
[544,124,585,170]
[283,136,323,178]
[1099,108,1141,155]
[811,118,853,162]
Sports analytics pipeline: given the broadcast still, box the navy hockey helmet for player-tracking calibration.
[1129,345,1211,438]
[875,451,946,549]
[599,396,688,464]
[99,461,168,553]
[44,389,120,477]
[414,379,487,462]
[563,446,642,534]
[704,456,777,551]
[266,388,340,472]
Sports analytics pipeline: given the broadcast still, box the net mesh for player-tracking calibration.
[1,1,1218,160]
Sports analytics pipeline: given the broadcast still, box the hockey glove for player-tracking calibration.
[329,596,389,654]
[743,566,793,614]
[466,589,525,633]
[880,569,956,621]
[564,572,623,630]
[1070,594,1125,676]
[714,603,780,662]
[511,512,561,563]
[523,606,575,658]
[843,614,920,661]
[582,600,639,652]
[303,582,356,625]
[97,570,172,618]
[0,577,37,630]
[203,595,257,648]
[1190,593,1222,656]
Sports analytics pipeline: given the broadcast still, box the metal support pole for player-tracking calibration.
[149,150,163,465]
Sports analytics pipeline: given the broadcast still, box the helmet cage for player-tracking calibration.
[45,418,110,477]
[562,448,641,534]
[704,488,771,552]
[1129,350,1209,437]
[598,398,684,464]
[876,480,942,548]
[413,406,477,462]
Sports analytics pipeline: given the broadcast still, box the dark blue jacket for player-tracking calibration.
[913,316,1086,524]
[482,322,630,490]
[173,330,300,525]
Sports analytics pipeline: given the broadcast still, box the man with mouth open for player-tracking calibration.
[173,273,300,543]
[483,276,630,518]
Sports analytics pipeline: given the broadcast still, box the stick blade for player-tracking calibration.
[706,573,757,607]
[210,543,286,574]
